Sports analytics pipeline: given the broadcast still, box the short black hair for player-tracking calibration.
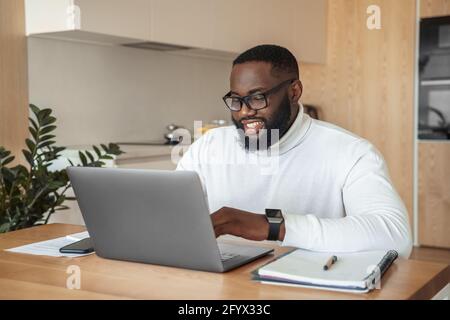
[233,44,299,78]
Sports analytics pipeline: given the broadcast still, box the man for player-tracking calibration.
[177,45,412,258]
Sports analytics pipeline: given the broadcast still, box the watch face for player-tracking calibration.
[266,209,282,219]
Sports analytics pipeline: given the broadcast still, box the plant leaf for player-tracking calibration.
[37,108,52,123]
[25,138,36,153]
[28,117,39,132]
[52,146,66,153]
[37,140,55,149]
[0,147,11,155]
[29,127,38,141]
[40,125,57,135]
[0,155,15,166]
[48,180,66,190]
[108,143,124,155]
[93,145,101,157]
[78,151,87,166]
[0,223,10,233]
[40,134,56,142]
[22,150,33,166]
[42,116,56,126]
[85,150,95,163]
[1,104,124,233]
[29,104,41,116]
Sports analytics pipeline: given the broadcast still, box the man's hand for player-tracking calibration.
[211,206,285,241]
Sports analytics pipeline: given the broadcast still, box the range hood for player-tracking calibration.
[122,41,190,51]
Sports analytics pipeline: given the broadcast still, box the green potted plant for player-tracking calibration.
[0,104,124,232]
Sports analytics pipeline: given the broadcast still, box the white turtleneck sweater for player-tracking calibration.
[176,106,413,258]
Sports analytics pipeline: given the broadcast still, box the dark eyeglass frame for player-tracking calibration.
[222,78,297,112]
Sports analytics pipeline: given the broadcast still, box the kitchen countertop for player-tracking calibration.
[48,143,187,171]
[63,144,177,160]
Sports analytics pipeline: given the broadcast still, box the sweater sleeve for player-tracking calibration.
[281,144,413,258]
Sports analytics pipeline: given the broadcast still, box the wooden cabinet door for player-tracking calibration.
[420,0,450,18]
[253,0,296,50]
[150,0,297,53]
[211,0,263,53]
[418,142,450,248]
[292,0,327,64]
[149,0,213,48]
[211,0,326,62]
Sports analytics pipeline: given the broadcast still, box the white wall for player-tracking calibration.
[28,37,232,146]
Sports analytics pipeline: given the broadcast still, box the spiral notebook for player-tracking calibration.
[252,249,398,293]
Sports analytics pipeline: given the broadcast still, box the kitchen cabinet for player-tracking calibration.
[25,0,327,63]
[149,0,286,54]
[420,0,450,18]
[292,0,328,64]
[150,0,213,49]
[73,0,151,40]
[418,142,450,248]
[211,0,268,53]
[25,0,151,43]
[149,0,327,63]
[211,0,327,62]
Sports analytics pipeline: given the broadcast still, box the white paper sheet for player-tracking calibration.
[5,231,92,257]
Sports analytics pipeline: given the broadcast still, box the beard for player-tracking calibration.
[232,94,292,151]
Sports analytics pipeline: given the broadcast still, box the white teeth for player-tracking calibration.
[246,121,263,128]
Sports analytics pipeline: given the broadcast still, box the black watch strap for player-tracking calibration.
[268,222,281,241]
[265,209,284,241]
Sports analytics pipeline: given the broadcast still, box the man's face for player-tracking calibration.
[229,61,299,150]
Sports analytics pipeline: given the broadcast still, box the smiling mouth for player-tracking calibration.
[241,120,265,135]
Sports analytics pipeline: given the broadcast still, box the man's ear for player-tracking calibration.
[291,80,303,102]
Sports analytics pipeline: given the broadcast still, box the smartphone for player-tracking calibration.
[59,237,94,254]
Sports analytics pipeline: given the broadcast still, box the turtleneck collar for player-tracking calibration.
[270,103,312,155]
[251,103,312,156]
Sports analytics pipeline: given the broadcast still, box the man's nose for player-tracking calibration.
[238,102,257,119]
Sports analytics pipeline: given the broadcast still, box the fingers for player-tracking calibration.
[211,207,233,226]
[213,222,232,238]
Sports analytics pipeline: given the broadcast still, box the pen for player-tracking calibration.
[323,255,338,271]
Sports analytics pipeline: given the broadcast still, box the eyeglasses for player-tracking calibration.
[222,78,297,112]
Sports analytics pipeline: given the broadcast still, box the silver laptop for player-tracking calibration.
[67,167,273,272]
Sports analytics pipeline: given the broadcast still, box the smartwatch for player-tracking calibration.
[265,209,284,241]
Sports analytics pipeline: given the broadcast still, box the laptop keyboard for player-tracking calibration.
[220,252,239,262]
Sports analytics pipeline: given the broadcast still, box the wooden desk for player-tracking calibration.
[0,224,448,300]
